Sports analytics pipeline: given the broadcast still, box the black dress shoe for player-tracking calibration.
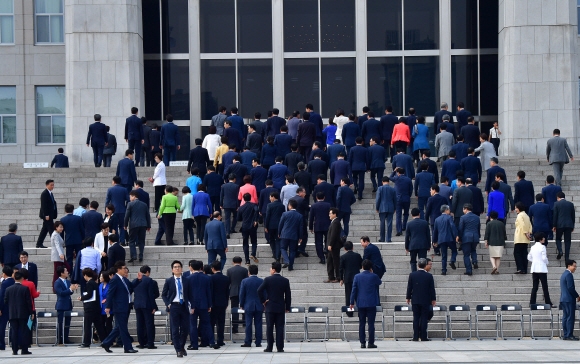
[167,242,177,246]
[154,242,165,246]
[36,245,48,249]
[21,351,32,355]
[441,272,446,276]
[557,252,563,260]
[241,344,252,347]
[421,338,431,341]
[255,344,262,347]
[124,349,139,353]
[264,348,273,352]
[367,344,377,348]
[101,344,113,353]
[187,346,198,350]
[449,262,457,270]
[177,352,183,358]
[360,343,366,348]
[282,263,288,268]
[372,188,377,193]
[147,345,157,349]
[278,349,284,352]
[113,343,123,347]
[182,350,188,356]
[395,232,402,236]
[213,344,221,349]
[464,272,472,276]
[473,263,479,269]
[127,258,135,263]
[226,234,230,239]
[136,345,146,349]
[78,344,91,348]
[138,258,143,262]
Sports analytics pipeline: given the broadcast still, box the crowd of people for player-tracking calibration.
[2,102,579,354]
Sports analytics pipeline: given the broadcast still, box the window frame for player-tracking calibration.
[0,0,14,45]
[36,86,66,144]
[34,0,65,45]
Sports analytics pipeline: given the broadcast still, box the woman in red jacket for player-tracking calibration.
[391,118,411,152]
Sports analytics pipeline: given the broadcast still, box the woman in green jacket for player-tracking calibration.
[157,185,180,245]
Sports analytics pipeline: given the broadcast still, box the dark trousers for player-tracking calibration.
[164,213,176,244]
[267,229,280,260]
[57,310,71,343]
[556,227,573,261]
[244,310,263,345]
[169,303,189,352]
[396,201,410,233]
[163,146,176,165]
[314,231,327,261]
[301,145,312,162]
[412,304,430,340]
[462,242,478,274]
[135,308,155,347]
[561,301,576,338]
[183,218,194,244]
[210,306,226,345]
[190,308,213,348]
[223,208,237,233]
[9,318,28,354]
[417,196,428,220]
[207,249,226,270]
[242,226,258,262]
[230,296,241,333]
[338,212,351,237]
[409,249,428,272]
[370,168,384,190]
[513,243,529,272]
[210,196,220,212]
[103,154,113,167]
[439,241,457,273]
[382,141,393,161]
[129,226,147,260]
[103,312,132,350]
[92,145,104,167]
[83,310,106,346]
[140,148,152,167]
[379,212,393,242]
[154,216,165,244]
[100,314,113,339]
[530,272,552,305]
[298,217,308,253]
[128,139,142,164]
[280,238,298,268]
[393,141,408,153]
[65,244,82,270]
[116,212,126,244]
[344,281,353,317]
[154,185,165,211]
[37,218,54,246]
[352,170,365,198]
[0,313,8,350]
[265,311,285,351]
[195,216,208,244]
[326,247,340,280]
[490,138,500,155]
[358,307,376,344]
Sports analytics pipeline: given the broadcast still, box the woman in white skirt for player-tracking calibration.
[484,210,507,274]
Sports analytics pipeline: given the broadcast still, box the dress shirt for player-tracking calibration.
[60,277,73,292]
[173,276,184,303]
[80,247,102,272]
[73,207,86,217]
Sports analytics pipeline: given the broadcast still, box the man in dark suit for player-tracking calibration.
[451,135,469,162]
[455,102,472,129]
[313,175,336,207]
[133,180,150,209]
[220,174,240,236]
[116,149,138,193]
[226,257,248,334]
[305,104,323,142]
[160,114,181,165]
[560,260,580,340]
[484,157,506,194]
[296,113,316,162]
[239,264,264,347]
[441,151,461,182]
[86,113,108,167]
[224,156,249,187]
[210,261,230,347]
[162,260,189,357]
[325,208,343,283]
[339,241,362,314]
[294,162,312,200]
[284,144,304,176]
[205,212,228,270]
[375,177,397,242]
[433,102,453,136]
[406,258,436,341]
[432,205,458,275]
[554,192,576,261]
[416,150,439,183]
[140,117,152,166]
[246,124,263,156]
[328,139,346,164]
[529,194,552,242]
[342,115,361,154]
[268,157,289,190]
[125,107,143,165]
[104,125,118,167]
[50,147,70,168]
[461,148,482,186]
[309,193,331,264]
[60,204,85,267]
[380,106,398,161]
[358,106,369,128]
[227,107,246,140]
[308,154,328,188]
[350,259,382,348]
[187,138,210,178]
[15,251,38,289]
[390,168,413,236]
[264,108,286,139]
[0,223,23,268]
[0,266,15,351]
[37,179,57,248]
[106,176,130,246]
[106,234,124,275]
[451,178,473,227]
[53,265,78,344]
[278,200,303,270]
[258,261,291,353]
[348,137,369,200]
[204,166,224,212]
[460,116,480,150]
[391,149,415,179]
[101,261,137,353]
[514,171,535,211]
[496,173,515,214]
[457,204,480,276]
[132,265,159,349]
[466,178,484,217]
[425,185,449,234]
[250,159,268,195]
[542,175,562,240]
[125,191,151,262]
[336,178,356,237]
[414,163,435,219]
[186,260,216,349]
[361,112,381,146]
[360,236,385,279]
[4,271,33,355]
[330,153,350,189]
[405,209,432,272]
[368,137,385,192]
[224,121,243,152]
[264,191,284,261]
[274,125,293,157]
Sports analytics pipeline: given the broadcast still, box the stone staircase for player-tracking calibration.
[1,158,578,342]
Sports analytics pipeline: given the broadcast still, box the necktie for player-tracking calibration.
[50,191,56,210]
[176,278,183,304]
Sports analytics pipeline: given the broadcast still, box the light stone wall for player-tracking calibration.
[499,0,579,157]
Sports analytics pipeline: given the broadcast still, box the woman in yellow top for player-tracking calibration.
[213,136,230,175]
[157,185,181,246]
[513,202,532,274]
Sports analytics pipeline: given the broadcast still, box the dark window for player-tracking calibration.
[163,60,190,120]
[405,56,439,115]
[238,59,273,119]
[284,58,319,116]
[283,0,318,52]
[367,0,402,51]
[451,0,477,49]
[452,55,479,115]
[321,58,356,117]
[404,0,439,50]
[177,126,191,159]
[320,0,355,51]
[480,54,498,115]
[144,60,162,121]
[162,0,188,53]
[238,0,272,52]
[367,57,403,117]
[479,0,498,48]
[200,0,235,53]
[142,0,160,54]
[201,60,236,120]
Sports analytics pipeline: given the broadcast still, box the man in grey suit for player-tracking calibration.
[451,178,473,228]
[124,191,151,263]
[375,176,397,242]
[553,192,576,261]
[226,257,248,334]
[547,128,574,186]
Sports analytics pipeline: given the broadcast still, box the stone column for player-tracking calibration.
[498,0,578,156]
[65,0,145,163]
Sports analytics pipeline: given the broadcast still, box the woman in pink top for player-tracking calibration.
[391,118,411,152]
[238,175,258,206]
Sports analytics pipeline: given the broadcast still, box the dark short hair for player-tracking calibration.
[362,259,373,271]
[64,204,74,213]
[79,197,90,207]
[2,266,13,276]
[489,210,498,219]
[46,179,54,185]
[329,208,339,215]
[566,259,576,268]
[463,203,473,211]
[249,264,258,275]
[431,184,439,192]
[19,251,28,257]
[56,265,67,277]
[271,261,281,273]
[82,268,96,279]
[535,193,544,202]
[411,208,420,217]
[58,147,64,153]
[171,260,182,268]
[534,232,545,242]
[546,175,555,183]
[344,241,353,251]
[108,233,118,243]
[83,237,94,248]
[105,204,115,212]
[233,256,242,264]
[54,220,63,229]
[114,261,125,272]
[8,223,17,232]
[361,236,370,243]
[287,199,297,209]
[19,268,29,279]
[517,171,525,179]
[129,190,139,198]
[515,202,526,211]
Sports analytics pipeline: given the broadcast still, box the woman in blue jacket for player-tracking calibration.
[192,184,212,245]
[261,136,278,170]
[412,116,430,165]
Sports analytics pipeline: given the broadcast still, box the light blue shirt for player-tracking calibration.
[80,247,101,273]
[180,193,193,220]
[186,175,202,194]
[73,206,86,217]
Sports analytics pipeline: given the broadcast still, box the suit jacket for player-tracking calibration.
[125,114,143,141]
[348,146,369,172]
[187,146,210,175]
[124,199,150,229]
[161,275,188,309]
[203,173,224,198]
[467,185,484,216]
[451,186,473,217]
[484,165,506,192]
[308,159,328,184]
[107,243,125,269]
[81,279,102,313]
[204,218,228,250]
[246,132,263,155]
[87,121,108,146]
[553,199,576,229]
[226,265,248,297]
[461,155,482,183]
[104,133,118,155]
[330,159,350,186]
[425,194,448,225]
[560,269,579,302]
[327,143,346,164]
[224,128,243,151]
[224,163,249,187]
[258,185,277,215]
[210,272,230,308]
[441,158,461,182]
[116,158,137,186]
[433,110,453,135]
[292,171,310,195]
[220,182,240,209]
[142,125,152,148]
[456,110,472,129]
[390,173,413,203]
[350,270,382,308]
[51,154,69,168]
[250,166,268,194]
[380,114,398,141]
[460,124,480,149]
[265,199,285,230]
[132,275,158,311]
[405,218,431,251]
[40,189,57,220]
[336,185,356,213]
[363,244,385,278]
[54,278,74,311]
[239,275,264,312]
[416,158,439,184]
[406,270,436,305]
[391,153,415,179]
[0,233,23,265]
[82,210,103,240]
[296,121,316,147]
[258,273,291,313]
[0,277,15,314]
[342,122,360,148]
[274,133,293,157]
[514,179,535,209]
[458,212,480,243]
[451,142,469,162]
[542,184,562,210]
[339,250,362,284]
[134,188,150,209]
[414,171,435,198]
[4,283,32,319]
[267,163,289,190]
[278,210,303,240]
[284,152,304,176]
[327,218,343,249]
[160,122,180,147]
[106,185,130,214]
[375,185,397,213]
[313,181,336,206]
[528,202,551,232]
[106,274,133,313]
[227,115,246,140]
[309,201,331,232]
[432,214,458,243]
[361,118,381,145]
[498,182,515,212]
[15,262,38,289]
[264,116,286,139]
[547,136,573,164]
[61,213,85,247]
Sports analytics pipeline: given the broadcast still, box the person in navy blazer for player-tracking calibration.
[277,200,303,270]
[116,150,138,192]
[361,237,385,278]
[349,259,382,348]
[368,137,385,192]
[264,191,284,260]
[461,149,482,186]
[106,176,130,245]
[432,206,458,274]
[342,116,361,154]
[38,179,58,249]
[514,171,535,211]
[375,177,397,242]
[220,176,240,234]
[133,181,150,209]
[204,212,228,270]
[441,151,461,182]
[425,185,448,228]
[267,158,289,190]
[358,108,369,129]
[560,261,580,339]
[405,258,436,341]
[15,252,39,289]
[390,168,413,236]
[187,139,210,178]
[86,114,109,167]
[132,266,159,349]
[415,151,438,183]
[257,262,291,352]
[249,160,268,195]
[327,140,346,164]
[361,112,381,146]
[460,117,481,149]
[336,178,356,237]
[391,149,415,179]
[313,176,336,206]
[161,261,189,356]
[305,104,323,142]
[405,209,432,271]
[224,156,249,186]
[160,114,181,165]
[51,148,70,168]
[308,193,331,263]
[83,202,103,242]
[380,107,398,160]
[125,107,144,165]
[224,121,243,152]
[54,265,79,344]
[186,260,216,349]
[348,137,369,200]
[330,153,350,187]
[529,194,552,239]
[457,204,480,275]
[484,160,506,193]
[296,116,317,161]
[209,261,230,346]
[106,234,125,269]
[451,135,469,162]
[227,108,246,140]
[263,109,286,139]
[203,167,224,212]
[0,267,15,351]
[0,224,23,268]
[61,204,86,267]
[274,127,293,157]
[542,176,562,240]
[284,146,304,175]
[239,264,264,347]
[455,103,472,129]
[466,179,485,216]
[414,164,435,219]
[433,103,453,135]
[308,156,328,186]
